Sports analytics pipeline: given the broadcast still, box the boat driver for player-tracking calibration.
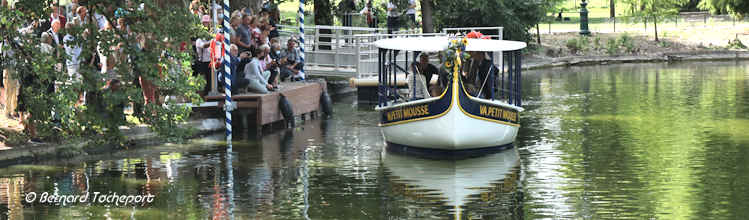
[411,53,441,97]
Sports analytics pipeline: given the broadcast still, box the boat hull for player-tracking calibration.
[381,102,519,150]
[377,73,522,151]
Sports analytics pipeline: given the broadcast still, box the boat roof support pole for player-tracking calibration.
[378,48,384,107]
[515,51,522,106]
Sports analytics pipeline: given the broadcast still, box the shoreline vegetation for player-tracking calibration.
[526,31,749,69]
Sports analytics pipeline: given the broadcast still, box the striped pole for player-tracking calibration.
[298,0,306,80]
[221,1,235,220]
[222,0,233,146]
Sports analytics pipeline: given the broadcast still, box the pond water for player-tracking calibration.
[0,61,748,219]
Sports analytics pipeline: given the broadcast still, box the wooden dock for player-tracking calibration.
[195,81,327,134]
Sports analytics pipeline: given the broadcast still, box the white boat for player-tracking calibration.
[382,148,522,218]
[373,36,526,151]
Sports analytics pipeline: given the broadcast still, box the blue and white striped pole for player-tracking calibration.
[222,0,233,145]
[298,0,306,80]
[221,1,235,220]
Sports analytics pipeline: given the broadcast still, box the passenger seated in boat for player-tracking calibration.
[407,53,434,99]
[462,51,495,98]
[410,53,441,97]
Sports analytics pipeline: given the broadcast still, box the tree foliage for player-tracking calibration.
[621,0,687,41]
[431,0,545,42]
[699,0,749,18]
[0,0,209,143]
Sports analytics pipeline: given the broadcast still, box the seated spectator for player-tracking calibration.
[279,39,304,81]
[222,44,250,93]
[268,42,282,87]
[243,46,274,94]
[258,44,278,89]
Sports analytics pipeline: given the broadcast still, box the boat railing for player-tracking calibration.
[442,27,504,40]
[272,25,505,79]
[377,48,523,108]
[497,50,522,106]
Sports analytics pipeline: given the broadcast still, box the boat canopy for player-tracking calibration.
[373,36,527,52]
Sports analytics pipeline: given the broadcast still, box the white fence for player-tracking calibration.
[275,25,504,78]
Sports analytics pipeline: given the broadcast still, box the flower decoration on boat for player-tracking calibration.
[442,35,470,74]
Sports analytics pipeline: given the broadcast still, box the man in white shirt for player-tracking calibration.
[63,22,82,83]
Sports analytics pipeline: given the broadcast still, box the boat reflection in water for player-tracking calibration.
[381,148,523,219]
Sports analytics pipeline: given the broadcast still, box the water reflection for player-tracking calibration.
[520,61,749,219]
[382,148,522,219]
[0,61,748,219]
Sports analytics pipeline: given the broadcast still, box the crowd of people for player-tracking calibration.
[2,0,138,139]
[356,0,419,33]
[0,0,307,141]
[189,0,305,95]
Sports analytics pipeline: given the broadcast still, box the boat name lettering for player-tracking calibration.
[387,105,430,121]
[479,105,517,122]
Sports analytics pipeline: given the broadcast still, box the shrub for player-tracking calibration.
[594,36,602,50]
[618,33,636,53]
[606,39,619,55]
[728,38,747,49]
[566,38,580,54]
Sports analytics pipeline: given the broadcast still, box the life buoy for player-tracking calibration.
[279,94,294,126]
[320,90,333,117]
[209,33,226,69]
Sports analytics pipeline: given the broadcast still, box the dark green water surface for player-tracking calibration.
[0,61,747,219]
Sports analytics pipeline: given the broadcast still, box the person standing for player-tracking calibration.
[406,0,417,29]
[66,0,79,20]
[73,6,89,26]
[46,19,63,50]
[359,0,378,29]
[195,15,213,96]
[236,14,253,53]
[338,0,356,37]
[63,22,84,105]
[386,1,398,34]
[49,4,67,29]
[2,39,19,119]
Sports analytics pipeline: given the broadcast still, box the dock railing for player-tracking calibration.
[273,25,504,78]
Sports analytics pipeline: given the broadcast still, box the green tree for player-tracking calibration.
[0,0,208,143]
[314,0,333,50]
[622,0,687,41]
[421,0,435,33]
[699,0,749,18]
[538,0,566,43]
[431,0,545,42]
